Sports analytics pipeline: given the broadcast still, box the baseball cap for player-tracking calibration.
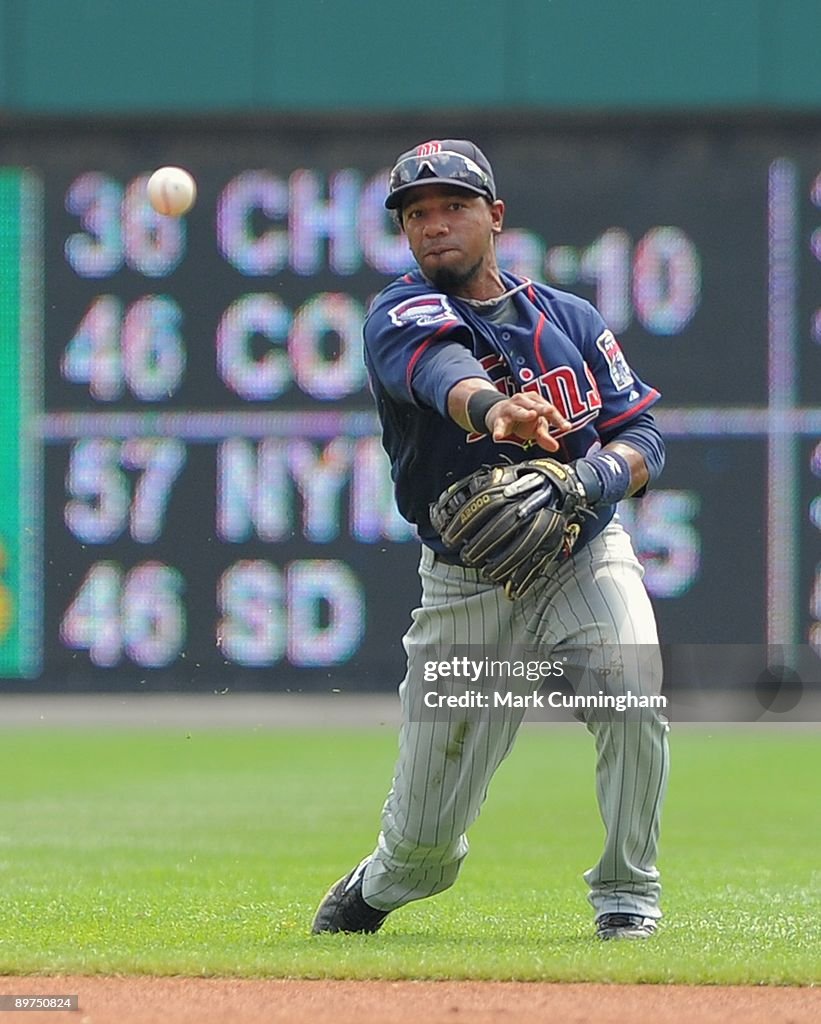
[385,139,496,210]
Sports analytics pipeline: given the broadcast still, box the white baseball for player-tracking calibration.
[146,166,197,217]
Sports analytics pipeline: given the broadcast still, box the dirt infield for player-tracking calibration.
[0,977,818,1024]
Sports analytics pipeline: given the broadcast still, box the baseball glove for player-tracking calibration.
[429,458,593,600]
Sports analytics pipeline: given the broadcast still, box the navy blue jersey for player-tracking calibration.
[363,270,660,554]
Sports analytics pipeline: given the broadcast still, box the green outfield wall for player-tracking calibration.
[0,0,819,114]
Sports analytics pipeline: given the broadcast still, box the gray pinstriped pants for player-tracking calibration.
[361,520,670,920]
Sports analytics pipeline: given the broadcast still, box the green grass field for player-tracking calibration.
[0,724,818,984]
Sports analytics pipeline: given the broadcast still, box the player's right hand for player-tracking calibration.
[485,394,571,452]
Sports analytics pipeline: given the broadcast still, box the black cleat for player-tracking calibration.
[311,861,390,935]
[595,912,658,941]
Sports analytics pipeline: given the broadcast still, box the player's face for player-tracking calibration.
[400,186,504,294]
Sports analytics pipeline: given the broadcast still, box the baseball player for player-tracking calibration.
[312,139,670,941]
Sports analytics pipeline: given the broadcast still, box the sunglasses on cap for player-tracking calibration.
[388,151,494,200]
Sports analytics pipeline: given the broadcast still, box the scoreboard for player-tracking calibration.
[0,118,819,690]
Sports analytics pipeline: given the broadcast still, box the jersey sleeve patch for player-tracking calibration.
[596,329,635,391]
[388,293,459,328]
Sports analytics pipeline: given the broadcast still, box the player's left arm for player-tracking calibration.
[576,412,665,505]
[565,300,665,506]
[598,441,650,497]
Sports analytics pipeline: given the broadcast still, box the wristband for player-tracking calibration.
[465,389,506,433]
[575,451,631,505]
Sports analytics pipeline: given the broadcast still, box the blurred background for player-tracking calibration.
[0,0,819,694]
